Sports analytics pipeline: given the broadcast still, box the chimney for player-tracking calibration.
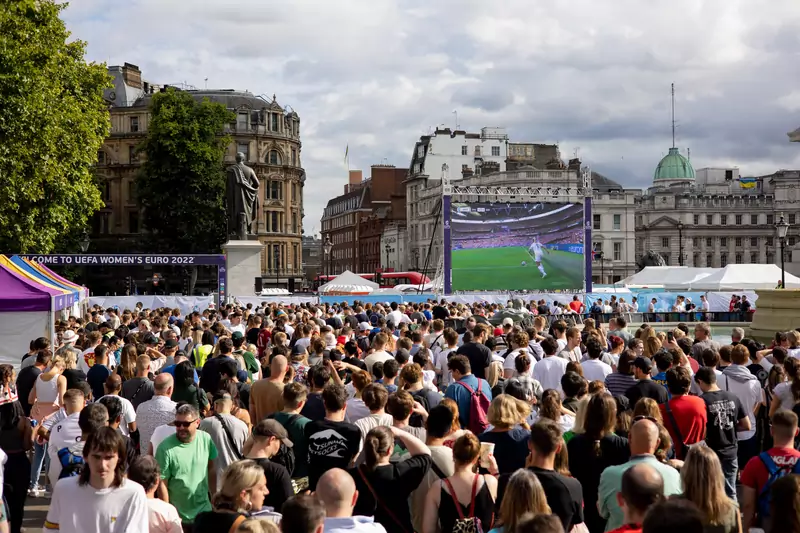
[122,63,142,89]
[349,170,362,185]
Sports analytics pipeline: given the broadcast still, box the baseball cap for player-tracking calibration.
[99,322,112,330]
[253,419,293,448]
[291,344,307,357]
[164,339,179,349]
[231,331,245,341]
[358,322,372,331]
[502,318,514,327]
[633,356,653,373]
[143,333,160,346]
[493,327,503,337]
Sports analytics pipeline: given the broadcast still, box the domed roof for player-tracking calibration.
[654,147,695,182]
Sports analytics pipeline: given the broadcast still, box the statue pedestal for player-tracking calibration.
[222,239,264,299]
[747,289,800,344]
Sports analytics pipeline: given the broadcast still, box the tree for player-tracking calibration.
[136,88,234,255]
[0,0,111,253]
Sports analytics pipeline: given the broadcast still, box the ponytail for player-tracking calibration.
[363,426,393,470]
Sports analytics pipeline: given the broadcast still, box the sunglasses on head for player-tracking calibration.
[173,419,197,428]
[633,415,658,423]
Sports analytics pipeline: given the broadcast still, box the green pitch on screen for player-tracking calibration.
[451,246,584,291]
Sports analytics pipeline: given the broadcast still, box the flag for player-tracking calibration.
[344,144,349,163]
[739,177,756,189]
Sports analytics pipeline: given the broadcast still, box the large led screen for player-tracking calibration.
[449,202,585,291]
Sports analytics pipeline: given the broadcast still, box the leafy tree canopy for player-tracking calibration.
[136,88,234,254]
[0,0,111,253]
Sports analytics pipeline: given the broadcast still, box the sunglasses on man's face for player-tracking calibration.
[633,415,658,423]
[173,419,198,428]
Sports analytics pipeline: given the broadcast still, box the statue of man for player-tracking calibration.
[226,152,260,238]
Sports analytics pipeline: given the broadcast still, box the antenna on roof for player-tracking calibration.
[204,77,208,89]
[687,147,690,160]
[671,83,676,149]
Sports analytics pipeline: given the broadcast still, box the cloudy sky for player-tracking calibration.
[63,0,800,233]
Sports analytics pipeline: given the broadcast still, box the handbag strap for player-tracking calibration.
[214,414,244,460]
[357,467,409,533]
[443,475,480,520]
[229,515,247,533]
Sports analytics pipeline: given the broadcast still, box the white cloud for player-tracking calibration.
[62,0,800,234]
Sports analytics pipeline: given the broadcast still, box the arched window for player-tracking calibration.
[268,150,282,165]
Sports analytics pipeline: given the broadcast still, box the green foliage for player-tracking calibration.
[136,89,234,253]
[0,0,111,253]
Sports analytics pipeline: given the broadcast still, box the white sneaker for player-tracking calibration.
[28,486,41,498]
[542,272,547,278]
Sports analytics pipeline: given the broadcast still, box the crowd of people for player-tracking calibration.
[0,299,796,533]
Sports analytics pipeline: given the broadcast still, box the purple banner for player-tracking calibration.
[584,198,593,292]
[443,195,452,294]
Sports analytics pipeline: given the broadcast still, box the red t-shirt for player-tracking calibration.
[608,525,642,533]
[741,447,800,493]
[659,395,707,460]
[569,301,584,313]
[687,357,699,373]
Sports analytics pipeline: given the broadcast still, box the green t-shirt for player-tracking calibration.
[271,411,310,478]
[235,349,260,381]
[156,431,218,522]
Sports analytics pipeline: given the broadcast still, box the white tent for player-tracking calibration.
[620,267,717,288]
[318,271,379,295]
[661,268,720,290]
[681,264,800,291]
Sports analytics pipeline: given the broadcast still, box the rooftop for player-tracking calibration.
[654,147,696,183]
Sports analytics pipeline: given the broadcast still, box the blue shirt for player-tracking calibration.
[160,364,199,384]
[445,375,493,429]
[423,310,432,320]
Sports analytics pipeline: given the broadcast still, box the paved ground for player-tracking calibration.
[21,495,48,533]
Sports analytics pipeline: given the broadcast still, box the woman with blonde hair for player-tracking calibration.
[488,470,549,533]
[422,433,497,533]
[60,349,86,390]
[677,446,741,533]
[479,395,531,474]
[487,361,505,397]
[193,459,269,532]
[643,336,662,360]
[236,518,280,533]
[28,353,66,497]
[115,343,137,382]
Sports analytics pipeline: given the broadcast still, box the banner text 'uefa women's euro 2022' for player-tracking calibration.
[449,202,585,291]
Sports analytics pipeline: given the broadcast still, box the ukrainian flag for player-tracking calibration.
[740,177,757,189]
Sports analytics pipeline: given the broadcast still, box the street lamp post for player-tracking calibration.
[677,221,684,266]
[323,237,333,278]
[776,214,789,289]
[384,242,391,270]
[596,250,604,284]
[413,249,420,273]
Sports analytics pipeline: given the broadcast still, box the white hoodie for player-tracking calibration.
[324,516,388,533]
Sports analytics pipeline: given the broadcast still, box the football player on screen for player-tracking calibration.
[528,236,549,278]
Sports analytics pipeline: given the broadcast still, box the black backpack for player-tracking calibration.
[266,414,297,476]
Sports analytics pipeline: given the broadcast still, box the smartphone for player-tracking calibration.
[667,331,674,342]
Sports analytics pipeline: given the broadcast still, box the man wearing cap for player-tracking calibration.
[199,391,250,481]
[625,357,668,407]
[244,419,295,510]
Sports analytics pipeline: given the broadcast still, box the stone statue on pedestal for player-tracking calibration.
[227,152,259,239]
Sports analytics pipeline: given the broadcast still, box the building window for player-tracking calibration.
[735,253,742,264]
[720,237,727,247]
[693,253,699,266]
[293,244,299,271]
[706,214,713,225]
[97,150,106,165]
[237,112,249,131]
[693,237,699,247]
[735,237,742,247]
[491,146,500,157]
[767,252,775,264]
[790,236,797,246]
[268,150,282,165]
[128,211,139,233]
[237,143,249,161]
[663,254,670,265]
[269,212,279,233]
[291,148,297,166]
[720,253,728,267]
[791,214,797,225]
[767,214,775,225]
[661,237,669,248]
[269,181,282,200]
[273,244,281,271]
[130,116,139,132]
[767,237,774,247]
[750,252,758,263]
[613,242,621,261]
[751,237,758,246]
[693,214,699,225]
[613,214,621,230]
[707,254,713,267]
[593,214,601,230]
[103,182,111,203]
[128,145,138,164]
[127,181,135,202]
[292,212,298,234]
[751,214,758,225]
[461,145,468,156]
[735,214,742,225]
[720,214,727,225]
[706,237,712,247]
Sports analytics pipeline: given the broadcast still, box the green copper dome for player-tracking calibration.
[654,147,695,182]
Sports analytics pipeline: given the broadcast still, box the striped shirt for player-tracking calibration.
[604,372,637,397]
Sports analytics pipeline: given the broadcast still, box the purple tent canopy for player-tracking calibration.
[0,263,58,312]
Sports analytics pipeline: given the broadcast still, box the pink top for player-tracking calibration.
[147,497,182,533]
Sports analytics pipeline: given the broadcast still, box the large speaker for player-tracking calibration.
[288,278,296,293]
[254,277,263,293]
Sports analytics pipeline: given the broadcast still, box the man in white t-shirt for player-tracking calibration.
[45,390,86,483]
[582,338,613,382]
[98,375,136,437]
[434,329,459,389]
[533,338,569,392]
[49,401,109,482]
[364,333,394,374]
[45,427,148,533]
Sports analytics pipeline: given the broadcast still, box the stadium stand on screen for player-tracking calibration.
[450,202,585,291]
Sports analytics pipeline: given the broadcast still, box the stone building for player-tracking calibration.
[93,63,305,289]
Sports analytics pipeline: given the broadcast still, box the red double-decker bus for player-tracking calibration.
[312,271,430,291]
